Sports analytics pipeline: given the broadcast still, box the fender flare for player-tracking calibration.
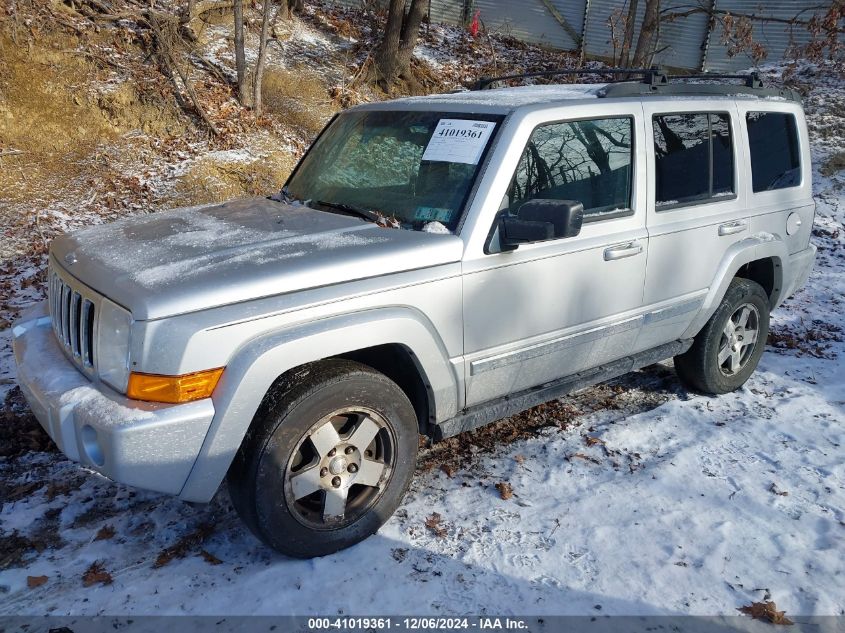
[682,233,788,339]
[178,307,458,502]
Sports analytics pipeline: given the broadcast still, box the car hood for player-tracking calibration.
[50,198,464,320]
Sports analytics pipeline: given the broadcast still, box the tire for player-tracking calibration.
[674,278,770,395]
[227,359,419,558]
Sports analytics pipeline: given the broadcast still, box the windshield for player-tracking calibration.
[285,110,503,232]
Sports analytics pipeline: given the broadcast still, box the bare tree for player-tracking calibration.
[366,0,428,91]
[253,0,274,114]
[619,0,639,67]
[630,0,660,68]
[233,0,247,104]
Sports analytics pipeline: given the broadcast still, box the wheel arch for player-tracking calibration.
[683,234,787,339]
[178,307,458,502]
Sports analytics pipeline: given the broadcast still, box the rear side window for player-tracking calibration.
[652,113,734,208]
[508,117,634,220]
[746,112,801,192]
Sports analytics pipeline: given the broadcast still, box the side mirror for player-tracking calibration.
[500,199,584,250]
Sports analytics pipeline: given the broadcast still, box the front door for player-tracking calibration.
[462,106,648,408]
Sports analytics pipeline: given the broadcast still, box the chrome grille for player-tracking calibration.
[49,261,99,375]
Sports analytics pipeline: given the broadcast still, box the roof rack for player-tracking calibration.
[472,68,802,102]
[471,67,666,91]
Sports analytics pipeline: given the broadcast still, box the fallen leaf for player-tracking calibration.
[738,601,793,625]
[440,464,456,478]
[585,436,605,447]
[391,548,407,563]
[200,550,222,565]
[82,561,112,587]
[6,481,44,502]
[154,523,214,568]
[27,575,48,588]
[94,525,115,541]
[425,513,447,538]
[495,482,513,500]
[514,454,526,464]
[573,452,602,464]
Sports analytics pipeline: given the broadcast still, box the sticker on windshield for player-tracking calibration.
[421,119,496,165]
[415,206,452,223]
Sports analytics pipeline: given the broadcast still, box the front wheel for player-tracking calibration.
[674,278,770,394]
[227,360,419,558]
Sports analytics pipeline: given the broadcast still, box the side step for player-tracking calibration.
[433,339,692,440]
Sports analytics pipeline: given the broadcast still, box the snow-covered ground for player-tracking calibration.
[0,38,843,622]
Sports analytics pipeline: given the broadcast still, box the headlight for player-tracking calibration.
[97,298,132,392]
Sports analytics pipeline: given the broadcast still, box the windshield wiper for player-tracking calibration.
[314,200,382,224]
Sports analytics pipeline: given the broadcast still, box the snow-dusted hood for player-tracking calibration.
[50,198,463,320]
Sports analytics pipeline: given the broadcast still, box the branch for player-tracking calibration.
[661,3,840,29]
[148,15,221,136]
[538,0,582,46]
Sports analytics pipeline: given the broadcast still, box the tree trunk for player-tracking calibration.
[618,0,639,67]
[631,0,660,68]
[286,0,303,18]
[253,0,273,115]
[367,0,427,91]
[233,0,247,105]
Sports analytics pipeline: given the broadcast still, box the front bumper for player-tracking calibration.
[11,302,215,497]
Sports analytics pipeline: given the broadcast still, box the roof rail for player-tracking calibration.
[471,68,801,102]
[472,67,666,91]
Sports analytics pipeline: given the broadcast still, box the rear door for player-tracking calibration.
[637,101,749,351]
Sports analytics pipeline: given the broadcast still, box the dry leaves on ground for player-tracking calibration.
[440,464,456,478]
[495,482,513,500]
[200,549,222,565]
[738,601,794,625]
[769,483,789,496]
[94,525,115,541]
[82,561,112,587]
[425,512,447,538]
[571,452,602,465]
[26,575,48,588]
[153,523,214,568]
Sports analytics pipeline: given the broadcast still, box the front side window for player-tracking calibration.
[507,117,634,220]
[285,110,502,231]
[746,112,801,192]
[652,112,734,208]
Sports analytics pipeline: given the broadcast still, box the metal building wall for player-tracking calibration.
[472,0,585,51]
[702,0,814,71]
[322,0,823,72]
[583,0,709,70]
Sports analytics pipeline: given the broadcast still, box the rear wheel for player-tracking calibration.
[227,360,419,558]
[674,278,770,394]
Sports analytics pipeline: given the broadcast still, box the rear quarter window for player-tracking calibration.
[746,112,801,192]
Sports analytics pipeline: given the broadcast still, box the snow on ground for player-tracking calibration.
[0,24,843,619]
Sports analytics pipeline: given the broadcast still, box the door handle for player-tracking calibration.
[603,241,643,261]
[718,220,748,236]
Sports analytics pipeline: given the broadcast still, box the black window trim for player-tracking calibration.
[746,110,802,194]
[652,110,738,213]
[504,113,638,224]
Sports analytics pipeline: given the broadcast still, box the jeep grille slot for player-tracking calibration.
[82,299,95,367]
[48,263,100,378]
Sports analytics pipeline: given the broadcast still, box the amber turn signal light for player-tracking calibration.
[127,367,224,404]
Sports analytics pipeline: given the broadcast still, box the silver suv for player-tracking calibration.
[13,71,816,557]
